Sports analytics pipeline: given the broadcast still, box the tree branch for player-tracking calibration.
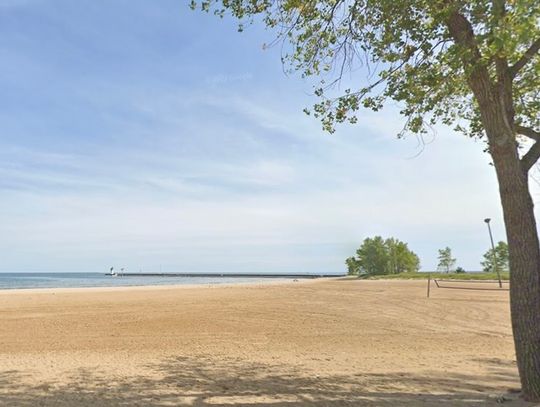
[521,141,540,173]
[446,11,494,95]
[509,38,540,78]
[493,0,510,81]
[516,125,540,141]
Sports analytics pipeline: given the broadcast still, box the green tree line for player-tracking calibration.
[346,236,420,275]
[348,239,509,275]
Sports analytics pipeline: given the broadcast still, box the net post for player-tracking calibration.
[427,273,431,298]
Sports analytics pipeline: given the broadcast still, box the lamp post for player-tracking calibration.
[484,218,502,288]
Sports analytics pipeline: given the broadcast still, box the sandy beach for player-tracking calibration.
[0,278,532,406]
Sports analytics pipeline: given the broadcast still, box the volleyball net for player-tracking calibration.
[427,275,509,297]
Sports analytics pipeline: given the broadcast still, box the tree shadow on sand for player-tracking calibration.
[0,356,531,406]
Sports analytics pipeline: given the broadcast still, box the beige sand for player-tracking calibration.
[0,278,533,406]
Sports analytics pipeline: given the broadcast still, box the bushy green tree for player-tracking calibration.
[345,256,360,275]
[349,236,420,275]
[194,0,540,398]
[437,247,457,273]
[356,236,389,275]
[481,241,510,273]
[386,237,420,274]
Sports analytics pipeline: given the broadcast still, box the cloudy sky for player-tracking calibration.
[0,0,532,273]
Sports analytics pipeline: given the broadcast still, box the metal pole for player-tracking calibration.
[427,273,431,298]
[484,219,502,288]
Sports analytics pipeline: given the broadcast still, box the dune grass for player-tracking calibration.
[358,271,510,280]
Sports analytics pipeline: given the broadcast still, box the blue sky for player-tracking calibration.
[0,0,527,273]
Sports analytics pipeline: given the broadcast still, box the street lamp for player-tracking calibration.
[484,218,502,288]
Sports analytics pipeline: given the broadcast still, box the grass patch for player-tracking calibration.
[358,271,510,280]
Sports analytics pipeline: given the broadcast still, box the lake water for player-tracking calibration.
[0,272,289,290]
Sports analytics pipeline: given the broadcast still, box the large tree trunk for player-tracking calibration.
[443,8,540,398]
[490,138,540,401]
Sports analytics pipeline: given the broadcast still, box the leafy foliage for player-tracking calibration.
[345,256,360,275]
[437,246,457,273]
[481,241,510,272]
[348,236,420,275]
[191,0,540,138]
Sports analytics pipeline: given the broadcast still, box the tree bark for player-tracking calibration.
[490,136,540,401]
[445,9,540,399]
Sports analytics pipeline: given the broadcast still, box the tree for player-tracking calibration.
[356,236,390,275]
[194,1,540,399]
[437,247,457,273]
[350,236,420,275]
[385,237,421,274]
[345,256,360,275]
[482,241,510,273]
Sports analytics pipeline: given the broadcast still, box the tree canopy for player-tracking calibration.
[437,246,457,273]
[192,0,540,144]
[345,256,360,275]
[347,236,420,275]
[481,241,510,272]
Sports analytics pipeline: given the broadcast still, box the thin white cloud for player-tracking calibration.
[0,4,524,273]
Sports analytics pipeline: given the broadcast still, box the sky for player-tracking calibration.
[0,0,532,273]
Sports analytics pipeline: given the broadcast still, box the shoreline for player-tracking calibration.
[0,276,329,295]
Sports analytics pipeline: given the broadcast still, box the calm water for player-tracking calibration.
[0,272,286,290]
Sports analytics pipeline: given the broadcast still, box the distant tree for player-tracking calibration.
[351,236,420,275]
[385,238,420,274]
[345,256,360,275]
[356,236,389,275]
[437,247,457,273]
[481,241,510,273]
[455,267,466,274]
